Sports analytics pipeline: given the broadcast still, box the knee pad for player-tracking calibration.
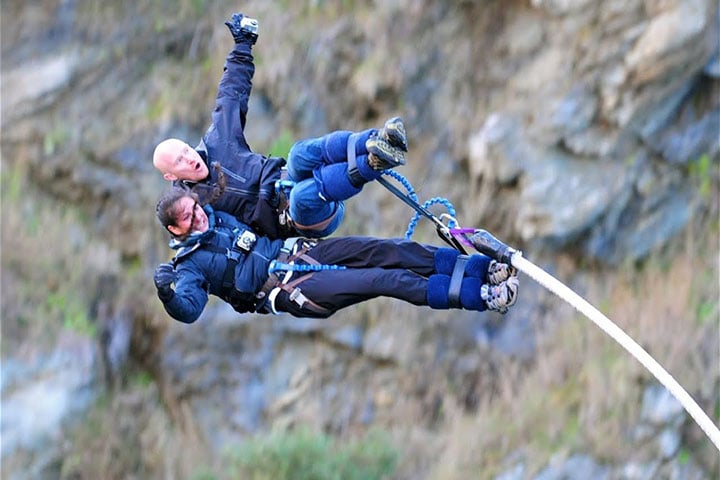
[322,129,375,162]
[427,275,487,311]
[313,163,362,202]
[427,274,451,309]
[322,131,353,162]
[459,277,485,311]
[434,249,490,278]
[434,248,460,275]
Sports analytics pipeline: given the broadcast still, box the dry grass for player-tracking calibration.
[1,162,124,354]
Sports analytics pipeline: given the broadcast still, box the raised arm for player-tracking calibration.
[210,13,259,147]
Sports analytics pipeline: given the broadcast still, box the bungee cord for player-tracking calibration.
[381,170,720,451]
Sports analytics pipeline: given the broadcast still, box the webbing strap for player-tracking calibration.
[279,273,331,315]
[448,255,468,309]
[290,206,340,232]
[193,243,239,293]
[346,133,365,187]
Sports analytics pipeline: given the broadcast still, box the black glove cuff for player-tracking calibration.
[157,287,174,303]
[235,33,257,46]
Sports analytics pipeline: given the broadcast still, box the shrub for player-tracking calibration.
[225,427,398,480]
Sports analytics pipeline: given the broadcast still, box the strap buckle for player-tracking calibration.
[236,230,257,252]
[289,287,308,307]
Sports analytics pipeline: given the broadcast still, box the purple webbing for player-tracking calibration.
[449,228,476,248]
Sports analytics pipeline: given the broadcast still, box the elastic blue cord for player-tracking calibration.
[268,260,346,275]
[382,170,457,239]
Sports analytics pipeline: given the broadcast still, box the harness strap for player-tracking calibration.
[255,251,288,300]
[345,133,365,188]
[195,243,240,294]
[256,238,316,300]
[278,273,331,315]
[293,243,320,265]
[261,238,332,316]
[448,255,468,309]
[290,206,341,233]
[276,167,292,227]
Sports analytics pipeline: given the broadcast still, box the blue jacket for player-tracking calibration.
[161,207,283,324]
[180,39,289,239]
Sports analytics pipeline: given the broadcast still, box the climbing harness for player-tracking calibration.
[379,170,720,451]
[262,237,346,316]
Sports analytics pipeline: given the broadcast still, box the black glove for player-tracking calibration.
[224,13,259,45]
[154,263,176,302]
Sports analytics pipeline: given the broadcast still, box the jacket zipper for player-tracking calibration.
[223,185,259,198]
[221,167,248,183]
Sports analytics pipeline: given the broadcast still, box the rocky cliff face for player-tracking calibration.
[1,1,718,478]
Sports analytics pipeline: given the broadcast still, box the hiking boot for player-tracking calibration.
[366,135,406,171]
[379,116,408,152]
[481,276,519,314]
[486,260,517,286]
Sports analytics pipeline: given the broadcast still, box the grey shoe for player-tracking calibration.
[486,260,517,286]
[379,116,408,152]
[481,276,519,314]
[366,136,406,171]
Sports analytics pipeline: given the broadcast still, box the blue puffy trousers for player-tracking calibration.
[286,129,377,237]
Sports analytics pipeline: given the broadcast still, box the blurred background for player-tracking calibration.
[1,1,718,479]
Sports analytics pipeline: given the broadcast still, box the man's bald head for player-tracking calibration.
[153,138,208,182]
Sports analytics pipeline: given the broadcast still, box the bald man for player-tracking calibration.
[153,13,408,240]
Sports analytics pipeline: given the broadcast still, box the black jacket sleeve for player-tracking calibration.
[211,40,255,153]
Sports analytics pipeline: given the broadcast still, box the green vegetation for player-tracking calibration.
[43,125,71,156]
[225,427,399,480]
[267,129,296,159]
[688,153,714,198]
[48,291,96,336]
[190,469,219,480]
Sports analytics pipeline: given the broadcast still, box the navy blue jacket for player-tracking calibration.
[161,207,283,324]
[180,39,288,239]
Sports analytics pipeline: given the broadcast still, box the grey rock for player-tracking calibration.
[563,126,620,159]
[641,384,685,425]
[703,8,720,77]
[363,319,413,363]
[657,428,682,459]
[495,462,526,480]
[658,109,720,165]
[515,151,628,242]
[1,332,100,458]
[638,79,695,141]
[624,0,709,85]
[546,85,599,143]
[530,0,594,16]
[535,454,609,480]
[704,51,720,77]
[619,460,661,480]
[468,113,527,185]
[324,323,365,351]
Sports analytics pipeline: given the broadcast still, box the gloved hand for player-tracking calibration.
[154,263,176,302]
[224,13,259,45]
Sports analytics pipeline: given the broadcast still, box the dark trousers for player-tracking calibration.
[274,237,438,318]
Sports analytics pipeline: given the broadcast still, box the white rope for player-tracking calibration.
[511,253,720,451]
